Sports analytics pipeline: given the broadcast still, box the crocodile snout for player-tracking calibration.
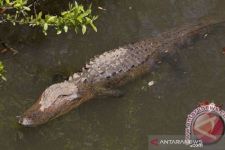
[18,116,34,127]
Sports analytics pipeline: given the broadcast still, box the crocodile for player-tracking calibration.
[18,19,225,126]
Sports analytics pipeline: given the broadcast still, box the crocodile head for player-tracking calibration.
[18,81,91,127]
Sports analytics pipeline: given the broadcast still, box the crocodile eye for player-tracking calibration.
[57,93,80,101]
[58,94,70,99]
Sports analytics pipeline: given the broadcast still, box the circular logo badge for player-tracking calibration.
[185,102,225,147]
[192,112,225,144]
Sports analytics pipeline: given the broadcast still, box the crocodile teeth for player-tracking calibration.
[68,76,73,81]
[85,64,91,69]
[73,73,80,79]
[89,61,94,65]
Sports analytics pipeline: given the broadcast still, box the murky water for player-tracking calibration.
[0,0,225,150]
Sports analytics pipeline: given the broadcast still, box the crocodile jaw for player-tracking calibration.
[18,82,88,127]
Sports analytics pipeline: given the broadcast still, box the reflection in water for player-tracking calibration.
[0,0,225,149]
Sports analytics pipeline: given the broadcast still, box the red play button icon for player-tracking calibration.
[150,138,158,146]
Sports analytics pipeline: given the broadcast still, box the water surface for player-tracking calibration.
[0,0,225,149]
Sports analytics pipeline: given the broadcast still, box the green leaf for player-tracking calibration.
[0,62,3,70]
[74,27,78,33]
[23,6,30,11]
[74,1,78,7]
[85,17,92,23]
[43,31,47,36]
[14,3,21,8]
[93,15,98,21]
[43,23,48,31]
[64,25,68,32]
[38,11,42,19]
[5,0,10,4]
[57,30,62,35]
[90,23,97,32]
[0,61,6,81]
[82,25,86,34]
[47,16,55,21]
[1,76,6,81]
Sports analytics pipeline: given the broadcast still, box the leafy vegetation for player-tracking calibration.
[0,0,99,81]
[0,61,6,81]
[0,0,98,35]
